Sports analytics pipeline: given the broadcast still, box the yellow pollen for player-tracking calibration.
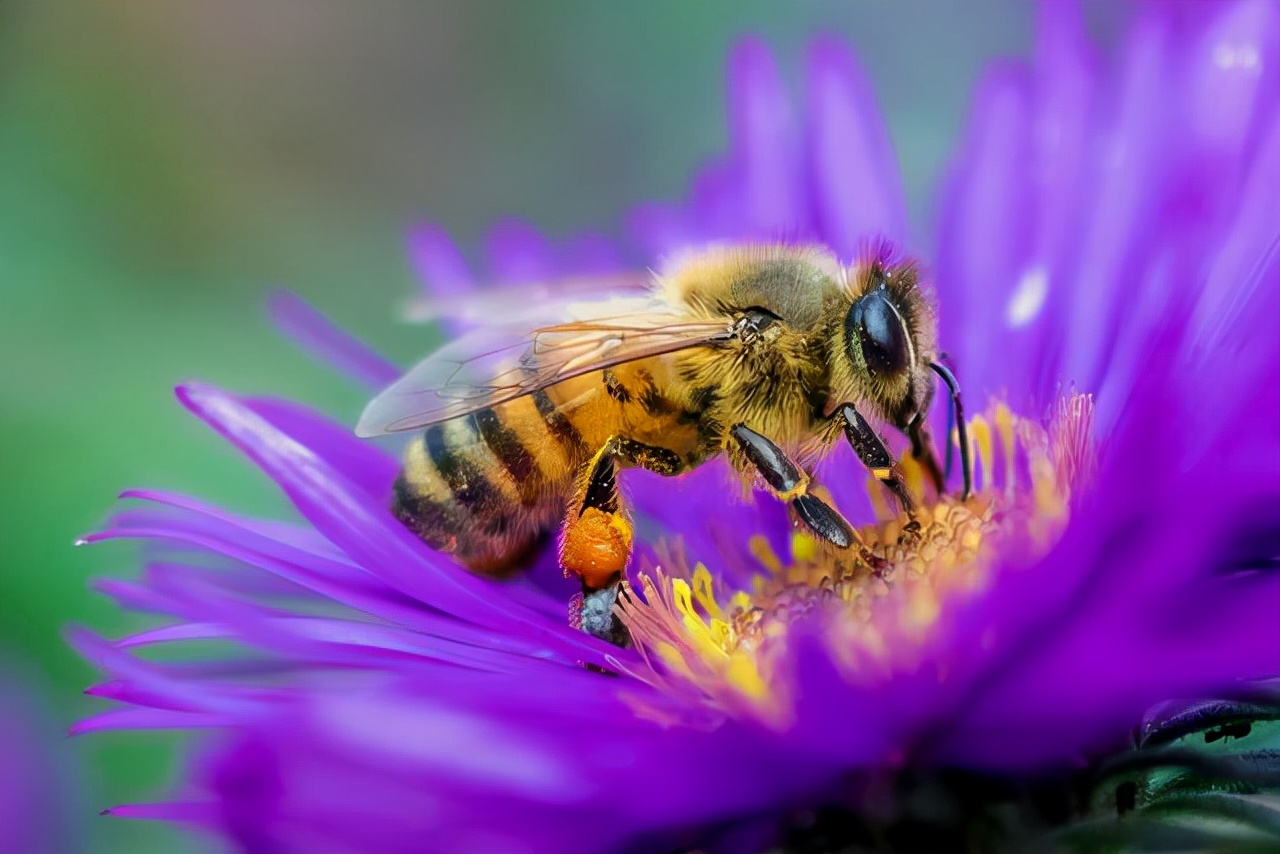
[906,584,940,630]
[691,564,723,620]
[616,394,1096,724]
[994,403,1018,495]
[790,532,818,563]
[866,472,893,520]
[969,416,995,493]
[901,455,925,503]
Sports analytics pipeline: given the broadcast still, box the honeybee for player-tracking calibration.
[357,242,971,645]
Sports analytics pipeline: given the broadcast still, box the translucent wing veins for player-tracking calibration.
[355,313,734,437]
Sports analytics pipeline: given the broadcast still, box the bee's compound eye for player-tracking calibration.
[847,292,910,378]
[740,306,781,336]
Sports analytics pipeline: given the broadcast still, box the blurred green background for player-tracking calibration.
[0,2,1124,852]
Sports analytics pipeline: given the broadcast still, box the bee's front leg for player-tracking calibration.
[837,404,916,512]
[728,423,861,550]
[836,404,923,543]
[906,411,946,496]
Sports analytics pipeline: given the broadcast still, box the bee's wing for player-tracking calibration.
[355,299,733,437]
[402,271,653,325]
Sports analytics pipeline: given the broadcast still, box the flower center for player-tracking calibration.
[616,394,1096,720]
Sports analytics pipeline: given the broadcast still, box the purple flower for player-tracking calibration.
[76,2,1280,852]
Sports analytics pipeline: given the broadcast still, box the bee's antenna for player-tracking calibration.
[942,381,955,480]
[930,360,972,500]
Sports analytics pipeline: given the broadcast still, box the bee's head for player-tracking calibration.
[839,245,937,422]
[846,282,914,381]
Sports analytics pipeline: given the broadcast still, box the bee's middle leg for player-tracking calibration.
[728,423,860,550]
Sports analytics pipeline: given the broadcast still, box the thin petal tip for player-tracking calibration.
[264,287,304,319]
[173,381,210,406]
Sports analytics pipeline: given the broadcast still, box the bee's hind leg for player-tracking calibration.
[561,438,688,646]
[559,443,633,647]
[574,582,630,650]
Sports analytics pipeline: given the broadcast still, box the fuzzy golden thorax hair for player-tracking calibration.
[661,242,938,469]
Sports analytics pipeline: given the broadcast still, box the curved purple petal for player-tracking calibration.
[726,37,807,240]
[267,291,401,391]
[805,35,908,255]
[173,382,612,665]
[485,217,557,283]
[406,223,477,336]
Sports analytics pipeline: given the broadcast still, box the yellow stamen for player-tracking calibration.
[900,454,925,502]
[617,394,1094,724]
[994,403,1017,495]
[748,534,783,575]
[866,472,892,520]
[969,416,994,493]
[790,532,818,563]
[690,563,723,620]
[725,653,769,701]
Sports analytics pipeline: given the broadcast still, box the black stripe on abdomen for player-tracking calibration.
[391,471,457,550]
[475,407,543,504]
[532,389,587,459]
[424,417,502,514]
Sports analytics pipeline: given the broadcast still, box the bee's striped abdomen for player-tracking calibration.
[531,388,590,458]
[473,408,543,505]
[392,393,585,573]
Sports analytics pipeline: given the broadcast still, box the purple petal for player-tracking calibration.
[485,218,555,283]
[690,157,745,241]
[1179,0,1279,171]
[234,395,399,502]
[93,496,582,664]
[561,231,625,275]
[934,63,1035,405]
[406,224,477,336]
[805,35,908,254]
[1058,11,1171,395]
[72,709,225,734]
[726,37,807,239]
[267,291,401,391]
[173,382,615,665]
[1194,111,1280,353]
[626,201,698,259]
[103,802,216,823]
[69,628,255,717]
